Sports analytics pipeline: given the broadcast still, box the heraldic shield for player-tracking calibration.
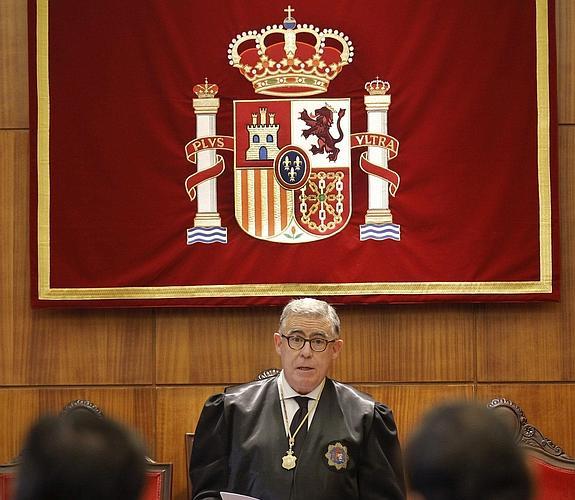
[233,98,352,243]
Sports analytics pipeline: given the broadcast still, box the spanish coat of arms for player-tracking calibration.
[184,6,401,245]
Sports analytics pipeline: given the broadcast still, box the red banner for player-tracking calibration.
[29,0,559,306]
[351,134,400,195]
[184,136,234,201]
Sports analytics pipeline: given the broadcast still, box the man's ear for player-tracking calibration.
[273,332,283,355]
[331,339,343,360]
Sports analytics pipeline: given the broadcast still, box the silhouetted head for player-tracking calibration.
[405,401,532,500]
[16,412,146,500]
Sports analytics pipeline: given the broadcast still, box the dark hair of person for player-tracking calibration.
[405,401,532,500]
[16,411,146,500]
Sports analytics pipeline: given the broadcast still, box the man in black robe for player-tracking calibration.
[190,298,405,500]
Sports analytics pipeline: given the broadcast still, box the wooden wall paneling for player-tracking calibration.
[156,308,280,385]
[10,307,156,386]
[156,303,477,385]
[9,130,28,354]
[558,127,575,326]
[0,132,24,386]
[38,388,156,457]
[0,0,28,129]
[156,386,226,500]
[0,389,39,463]
[476,302,567,382]
[476,384,575,457]
[557,0,575,123]
[0,388,157,470]
[476,128,574,382]
[354,384,474,442]
[335,305,476,383]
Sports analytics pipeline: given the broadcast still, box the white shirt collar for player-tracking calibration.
[277,370,325,401]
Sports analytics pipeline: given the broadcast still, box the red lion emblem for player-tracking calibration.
[299,106,346,162]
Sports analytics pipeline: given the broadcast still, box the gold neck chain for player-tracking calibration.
[278,382,320,470]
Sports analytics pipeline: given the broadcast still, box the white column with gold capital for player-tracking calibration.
[193,79,221,227]
[360,77,400,241]
[364,78,392,224]
[186,79,227,245]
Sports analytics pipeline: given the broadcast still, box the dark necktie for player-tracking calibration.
[290,396,310,458]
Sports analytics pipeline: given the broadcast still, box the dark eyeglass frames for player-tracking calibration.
[281,334,336,352]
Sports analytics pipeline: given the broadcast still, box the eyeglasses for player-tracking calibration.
[281,334,336,352]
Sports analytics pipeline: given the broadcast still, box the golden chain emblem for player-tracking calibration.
[299,171,345,232]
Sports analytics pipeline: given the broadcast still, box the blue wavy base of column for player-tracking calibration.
[186,226,228,245]
[360,223,401,241]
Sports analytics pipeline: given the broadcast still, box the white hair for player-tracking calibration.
[279,298,340,338]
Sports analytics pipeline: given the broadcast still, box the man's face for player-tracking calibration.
[274,313,343,394]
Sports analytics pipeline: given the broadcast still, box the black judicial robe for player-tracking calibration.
[190,376,405,500]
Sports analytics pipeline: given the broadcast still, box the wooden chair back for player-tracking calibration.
[0,400,173,500]
[0,463,18,500]
[489,397,575,499]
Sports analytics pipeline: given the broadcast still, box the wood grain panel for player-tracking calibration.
[156,308,280,384]
[476,302,567,381]
[354,384,474,442]
[0,389,156,469]
[476,384,575,457]
[476,127,575,382]
[0,0,28,128]
[156,386,226,500]
[157,304,476,385]
[38,388,156,456]
[557,0,575,123]
[558,126,575,322]
[10,307,156,385]
[0,132,25,385]
[334,305,476,382]
[0,389,39,463]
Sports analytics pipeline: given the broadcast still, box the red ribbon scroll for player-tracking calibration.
[184,135,234,201]
[351,133,400,196]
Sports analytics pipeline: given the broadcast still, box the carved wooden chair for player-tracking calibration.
[0,462,18,500]
[0,458,171,500]
[0,400,172,500]
[61,400,173,500]
[60,398,105,418]
[489,397,575,499]
[255,367,281,380]
[141,458,173,500]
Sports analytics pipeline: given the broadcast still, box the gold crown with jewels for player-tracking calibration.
[227,6,354,97]
[193,78,219,99]
[365,77,390,95]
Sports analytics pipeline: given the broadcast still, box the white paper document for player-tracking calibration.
[220,493,261,500]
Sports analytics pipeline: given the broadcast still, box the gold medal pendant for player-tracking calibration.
[282,450,297,470]
[278,384,319,472]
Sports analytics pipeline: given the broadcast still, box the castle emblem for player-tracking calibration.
[246,108,280,161]
[184,6,401,244]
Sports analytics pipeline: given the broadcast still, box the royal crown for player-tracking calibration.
[365,77,390,96]
[193,78,219,99]
[228,6,354,97]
